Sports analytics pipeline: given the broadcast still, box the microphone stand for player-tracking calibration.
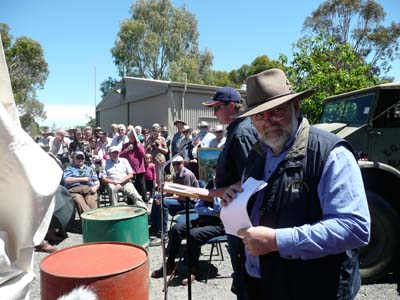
[160,151,193,300]
[185,196,192,300]
[159,152,183,300]
[160,175,168,300]
[160,152,180,300]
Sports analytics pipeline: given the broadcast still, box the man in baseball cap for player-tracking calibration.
[201,86,258,298]
[202,86,242,107]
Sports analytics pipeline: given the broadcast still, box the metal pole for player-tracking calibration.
[185,197,192,300]
[160,170,168,300]
[94,66,97,126]
[94,66,97,107]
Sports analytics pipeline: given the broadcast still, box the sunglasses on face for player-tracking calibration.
[75,156,84,160]
[213,103,228,112]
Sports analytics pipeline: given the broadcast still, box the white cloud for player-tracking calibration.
[39,104,95,128]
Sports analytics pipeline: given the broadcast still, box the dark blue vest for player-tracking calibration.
[243,124,360,300]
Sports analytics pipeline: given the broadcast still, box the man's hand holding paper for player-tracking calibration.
[220,177,267,238]
[237,226,278,256]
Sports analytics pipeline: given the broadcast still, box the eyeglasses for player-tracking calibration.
[215,130,223,133]
[172,162,182,166]
[213,103,228,112]
[75,156,84,160]
[250,103,290,123]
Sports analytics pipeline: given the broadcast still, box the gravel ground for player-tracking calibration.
[30,214,400,300]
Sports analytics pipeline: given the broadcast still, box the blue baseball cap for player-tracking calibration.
[202,86,241,107]
[73,151,85,158]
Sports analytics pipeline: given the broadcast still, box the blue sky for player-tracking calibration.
[1,0,399,128]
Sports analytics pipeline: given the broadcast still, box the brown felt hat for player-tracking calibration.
[236,68,315,118]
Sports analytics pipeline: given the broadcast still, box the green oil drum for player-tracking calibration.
[81,206,149,248]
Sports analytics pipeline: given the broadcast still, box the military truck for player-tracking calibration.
[314,83,400,283]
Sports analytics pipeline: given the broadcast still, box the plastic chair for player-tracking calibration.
[204,235,228,283]
[174,212,199,224]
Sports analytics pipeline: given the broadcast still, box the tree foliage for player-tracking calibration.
[228,55,284,86]
[303,0,400,76]
[86,116,97,128]
[0,23,49,134]
[204,70,235,87]
[111,0,212,83]
[169,48,213,84]
[280,34,381,124]
[100,76,119,98]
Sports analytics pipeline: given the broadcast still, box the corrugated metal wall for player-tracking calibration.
[128,92,169,129]
[170,88,220,131]
[96,77,246,135]
[98,104,128,134]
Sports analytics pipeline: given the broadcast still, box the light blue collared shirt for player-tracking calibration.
[195,198,222,216]
[245,123,371,278]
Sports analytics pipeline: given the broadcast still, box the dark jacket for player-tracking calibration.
[242,118,360,300]
[216,117,258,188]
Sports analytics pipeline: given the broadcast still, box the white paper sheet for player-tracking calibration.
[220,177,267,237]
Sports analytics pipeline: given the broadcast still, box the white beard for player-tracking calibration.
[258,106,298,152]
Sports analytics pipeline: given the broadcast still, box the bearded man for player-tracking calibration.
[221,69,371,300]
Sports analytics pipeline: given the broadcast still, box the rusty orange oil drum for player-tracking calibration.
[40,242,149,300]
[81,206,149,248]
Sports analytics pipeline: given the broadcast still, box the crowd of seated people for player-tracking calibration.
[35,121,227,283]
[37,121,225,206]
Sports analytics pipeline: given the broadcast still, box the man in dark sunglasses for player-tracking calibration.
[201,86,258,299]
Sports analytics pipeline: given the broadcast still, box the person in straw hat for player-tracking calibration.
[220,69,370,300]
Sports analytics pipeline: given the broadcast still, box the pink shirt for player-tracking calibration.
[144,163,156,183]
[120,142,146,174]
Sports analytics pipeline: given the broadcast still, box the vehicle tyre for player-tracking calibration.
[359,191,400,283]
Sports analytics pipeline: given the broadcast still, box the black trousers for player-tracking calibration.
[166,222,225,272]
[133,173,146,203]
[244,273,264,300]
[145,179,155,201]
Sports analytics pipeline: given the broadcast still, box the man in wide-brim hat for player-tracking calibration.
[221,68,370,299]
[171,119,187,157]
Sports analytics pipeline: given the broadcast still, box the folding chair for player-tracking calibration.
[204,235,228,283]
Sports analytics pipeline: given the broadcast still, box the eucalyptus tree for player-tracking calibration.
[303,0,400,77]
[0,23,48,134]
[280,34,381,124]
[111,0,212,83]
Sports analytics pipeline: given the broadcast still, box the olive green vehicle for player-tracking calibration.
[314,83,400,283]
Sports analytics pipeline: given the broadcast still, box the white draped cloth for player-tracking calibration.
[0,36,62,299]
